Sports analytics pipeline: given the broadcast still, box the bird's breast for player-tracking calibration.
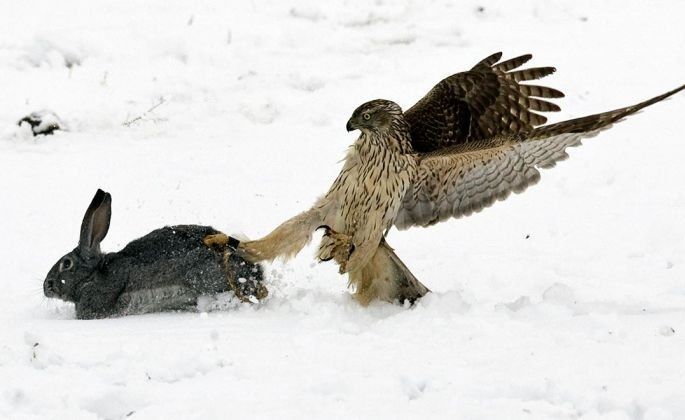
[322,140,417,234]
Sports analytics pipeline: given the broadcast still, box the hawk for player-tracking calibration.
[225,52,684,305]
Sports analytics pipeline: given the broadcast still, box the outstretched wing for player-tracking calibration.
[404,52,564,153]
[395,84,685,230]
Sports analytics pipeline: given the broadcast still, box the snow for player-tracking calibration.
[1,0,684,418]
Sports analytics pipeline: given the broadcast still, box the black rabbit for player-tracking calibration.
[43,189,267,319]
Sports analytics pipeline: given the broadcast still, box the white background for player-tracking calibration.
[1,1,684,418]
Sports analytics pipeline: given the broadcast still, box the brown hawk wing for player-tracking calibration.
[395,84,685,230]
[404,52,565,153]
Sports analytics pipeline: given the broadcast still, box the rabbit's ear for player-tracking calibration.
[79,189,112,255]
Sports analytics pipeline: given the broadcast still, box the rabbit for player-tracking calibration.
[43,189,267,319]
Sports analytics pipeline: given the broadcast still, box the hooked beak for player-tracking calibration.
[346,119,355,132]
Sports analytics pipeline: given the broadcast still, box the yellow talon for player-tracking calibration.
[203,233,229,249]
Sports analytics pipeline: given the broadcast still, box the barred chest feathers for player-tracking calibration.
[319,131,417,235]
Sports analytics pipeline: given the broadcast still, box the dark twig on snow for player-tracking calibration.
[122,97,168,127]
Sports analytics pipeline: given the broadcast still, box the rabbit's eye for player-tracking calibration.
[59,258,73,272]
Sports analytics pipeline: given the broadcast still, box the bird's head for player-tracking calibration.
[346,99,403,133]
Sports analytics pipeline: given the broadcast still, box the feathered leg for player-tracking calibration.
[238,208,323,262]
[347,239,429,306]
[316,228,429,305]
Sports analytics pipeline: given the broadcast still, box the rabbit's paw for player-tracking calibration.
[226,270,269,304]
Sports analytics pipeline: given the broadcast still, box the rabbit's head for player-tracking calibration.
[44,189,112,303]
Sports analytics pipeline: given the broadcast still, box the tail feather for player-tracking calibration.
[530,84,685,139]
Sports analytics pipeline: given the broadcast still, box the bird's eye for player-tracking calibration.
[59,258,73,272]
[363,113,371,121]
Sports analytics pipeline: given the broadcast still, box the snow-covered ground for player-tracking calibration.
[1,1,684,418]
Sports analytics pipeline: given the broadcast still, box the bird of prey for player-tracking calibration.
[224,52,684,305]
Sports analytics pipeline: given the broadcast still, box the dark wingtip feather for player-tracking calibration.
[494,54,533,71]
[510,67,556,82]
[476,52,503,68]
[528,98,562,112]
[521,84,565,98]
